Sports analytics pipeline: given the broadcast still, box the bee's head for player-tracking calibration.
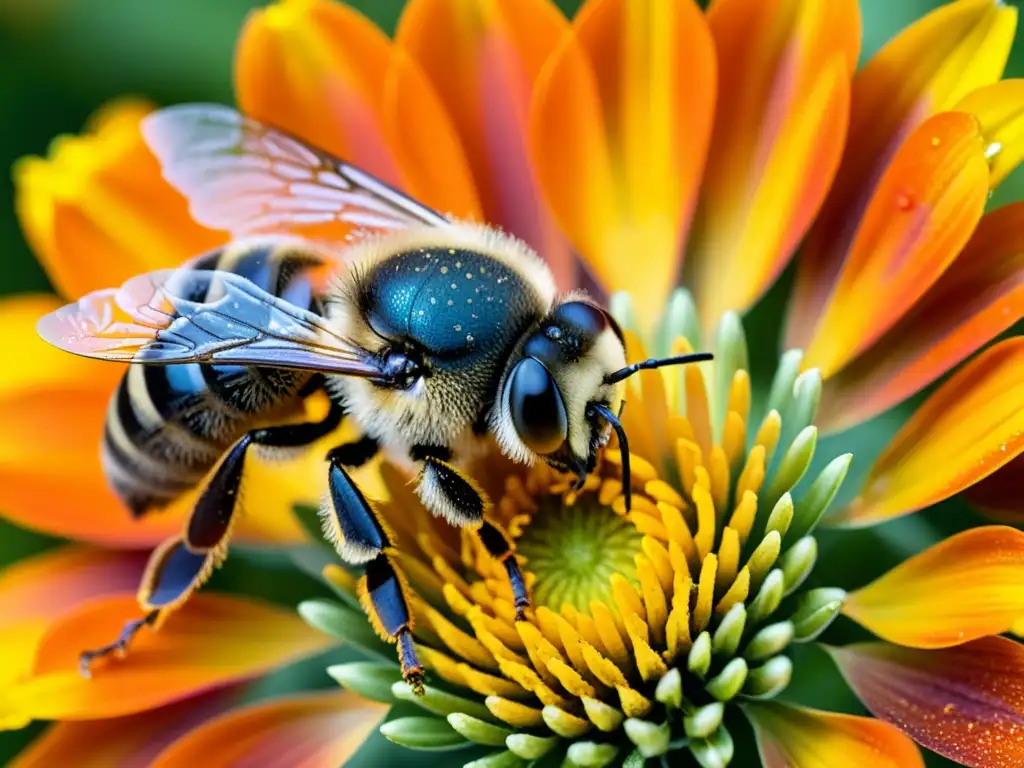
[495,298,711,509]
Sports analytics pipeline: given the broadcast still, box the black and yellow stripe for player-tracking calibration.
[101,240,325,516]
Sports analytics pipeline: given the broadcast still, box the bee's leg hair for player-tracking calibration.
[79,402,345,677]
[475,519,531,620]
[415,453,490,528]
[322,457,423,693]
[411,453,528,617]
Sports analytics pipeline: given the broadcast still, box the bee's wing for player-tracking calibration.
[37,268,388,378]
[141,103,448,240]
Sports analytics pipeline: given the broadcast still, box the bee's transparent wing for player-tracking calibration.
[37,268,387,378]
[141,103,448,239]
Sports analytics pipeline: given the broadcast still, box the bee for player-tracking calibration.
[38,104,712,690]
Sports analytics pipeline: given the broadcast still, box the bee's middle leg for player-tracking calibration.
[413,450,531,620]
[322,453,422,691]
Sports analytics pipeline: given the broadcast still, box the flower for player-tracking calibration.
[3,0,1024,766]
[307,303,1024,768]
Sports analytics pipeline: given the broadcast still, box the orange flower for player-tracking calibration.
[2,0,1024,765]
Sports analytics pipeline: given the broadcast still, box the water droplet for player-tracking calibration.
[986,142,1003,161]
[454,324,462,332]
[466,334,474,343]
[896,193,914,211]
[451,283,457,290]
[931,136,941,147]
[440,266,448,274]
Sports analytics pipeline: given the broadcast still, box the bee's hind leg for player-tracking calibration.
[80,403,346,677]
[322,455,423,692]
[79,611,158,677]
[414,453,531,619]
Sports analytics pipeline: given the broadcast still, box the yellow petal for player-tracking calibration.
[687,0,859,327]
[529,0,715,328]
[956,79,1024,187]
[13,100,224,299]
[745,701,924,768]
[802,112,989,377]
[394,0,574,287]
[789,0,1017,350]
[2,594,333,725]
[844,527,1024,647]
[818,202,1024,431]
[831,337,1024,526]
[236,0,400,184]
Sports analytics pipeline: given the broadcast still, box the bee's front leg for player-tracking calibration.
[412,449,531,620]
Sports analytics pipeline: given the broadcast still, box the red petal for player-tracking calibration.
[965,454,1024,523]
[9,687,245,768]
[0,547,146,628]
[831,637,1024,768]
[150,691,386,768]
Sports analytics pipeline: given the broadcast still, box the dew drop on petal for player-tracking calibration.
[896,193,914,211]
[986,142,1003,161]
[931,136,941,147]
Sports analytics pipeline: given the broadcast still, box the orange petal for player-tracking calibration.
[964,454,1024,523]
[0,295,308,547]
[13,100,224,299]
[818,202,1024,431]
[150,691,386,768]
[529,0,715,327]
[831,637,1024,768]
[957,79,1024,188]
[393,0,574,287]
[1,593,333,724]
[381,47,483,222]
[788,0,1017,350]
[0,547,146,628]
[685,0,858,328]
[844,526,1024,648]
[236,0,401,186]
[831,337,1024,526]
[801,111,989,378]
[745,701,924,768]
[9,687,245,768]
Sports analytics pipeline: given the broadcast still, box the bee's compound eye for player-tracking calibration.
[508,357,568,455]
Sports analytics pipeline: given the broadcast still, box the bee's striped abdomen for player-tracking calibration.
[101,241,324,516]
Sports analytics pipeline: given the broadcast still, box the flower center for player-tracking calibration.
[516,495,643,612]
[318,290,853,767]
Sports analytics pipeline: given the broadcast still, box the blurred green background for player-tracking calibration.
[0,0,1021,766]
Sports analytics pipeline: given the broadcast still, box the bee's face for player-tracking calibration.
[496,299,627,478]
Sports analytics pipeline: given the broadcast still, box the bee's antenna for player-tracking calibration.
[603,352,713,385]
[590,403,631,512]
